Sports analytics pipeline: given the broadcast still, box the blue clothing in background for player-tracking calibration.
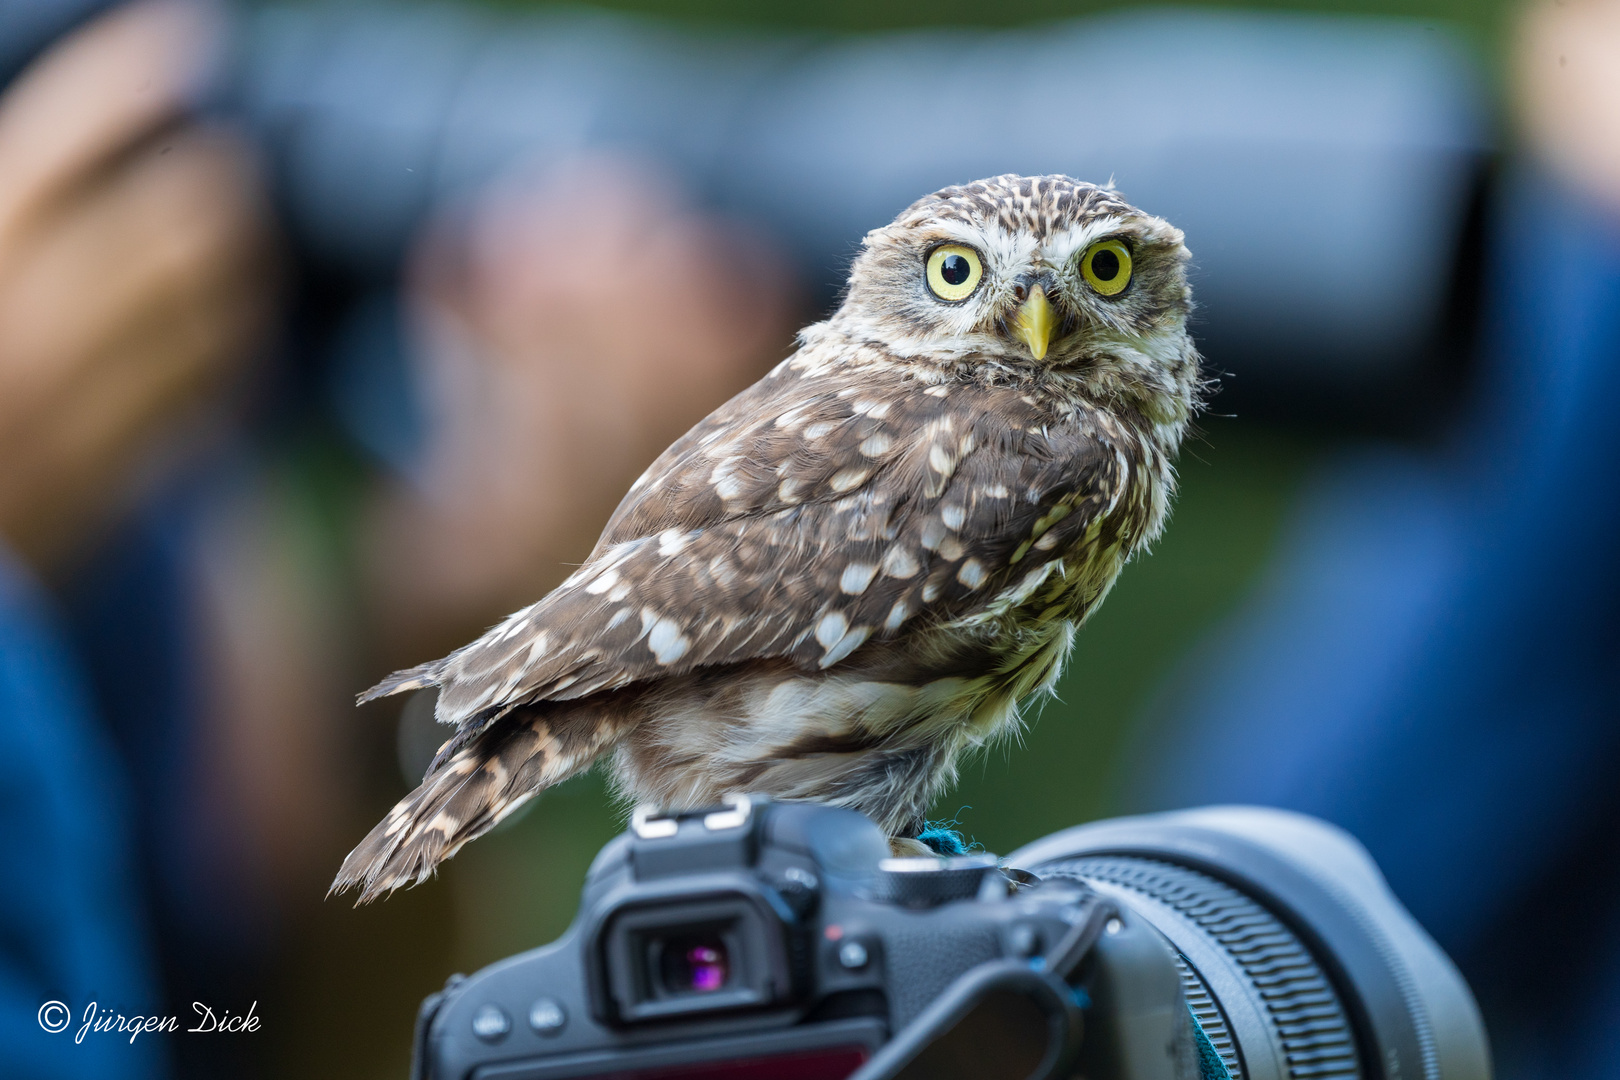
[0,546,164,1080]
[1133,178,1620,1074]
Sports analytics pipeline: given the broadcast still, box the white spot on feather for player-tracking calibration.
[957,559,987,588]
[885,601,909,630]
[840,563,877,594]
[525,631,552,663]
[881,545,920,578]
[806,421,837,439]
[658,529,693,556]
[941,504,965,530]
[646,616,691,665]
[585,569,619,595]
[859,433,892,457]
[815,611,848,648]
[819,625,872,668]
[830,467,870,493]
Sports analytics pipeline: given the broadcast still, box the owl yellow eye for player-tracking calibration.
[1080,239,1133,297]
[925,244,984,302]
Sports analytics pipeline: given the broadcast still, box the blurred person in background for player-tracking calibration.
[1127,1,1620,1075]
[0,3,802,1078]
[0,0,272,1076]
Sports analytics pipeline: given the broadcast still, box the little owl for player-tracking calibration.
[334,174,1200,902]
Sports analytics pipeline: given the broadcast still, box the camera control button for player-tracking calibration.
[837,941,870,970]
[1008,924,1042,957]
[528,998,567,1035]
[471,1004,511,1042]
[783,866,819,891]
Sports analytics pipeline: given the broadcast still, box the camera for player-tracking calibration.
[411,797,1491,1080]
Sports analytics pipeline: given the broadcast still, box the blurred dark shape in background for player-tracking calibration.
[6,0,1618,1077]
[246,1,1487,429]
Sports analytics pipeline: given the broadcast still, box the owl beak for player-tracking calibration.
[1012,286,1056,361]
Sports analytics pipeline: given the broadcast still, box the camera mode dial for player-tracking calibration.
[873,854,998,907]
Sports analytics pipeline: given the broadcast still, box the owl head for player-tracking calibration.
[831,174,1198,421]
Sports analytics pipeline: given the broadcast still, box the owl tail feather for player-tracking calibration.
[329,704,627,904]
[356,659,446,705]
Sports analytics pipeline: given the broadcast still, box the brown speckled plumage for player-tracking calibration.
[333,174,1201,902]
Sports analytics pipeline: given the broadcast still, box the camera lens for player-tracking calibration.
[659,934,730,995]
[1012,806,1493,1080]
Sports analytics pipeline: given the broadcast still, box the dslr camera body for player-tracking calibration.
[413,797,1492,1080]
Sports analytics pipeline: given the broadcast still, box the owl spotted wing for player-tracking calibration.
[367,359,1120,738]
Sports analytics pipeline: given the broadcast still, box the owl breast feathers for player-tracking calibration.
[334,173,1201,902]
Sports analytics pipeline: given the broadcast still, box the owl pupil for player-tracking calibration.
[941,254,971,285]
[1091,249,1120,281]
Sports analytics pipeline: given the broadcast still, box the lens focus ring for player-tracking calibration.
[1037,856,1361,1080]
